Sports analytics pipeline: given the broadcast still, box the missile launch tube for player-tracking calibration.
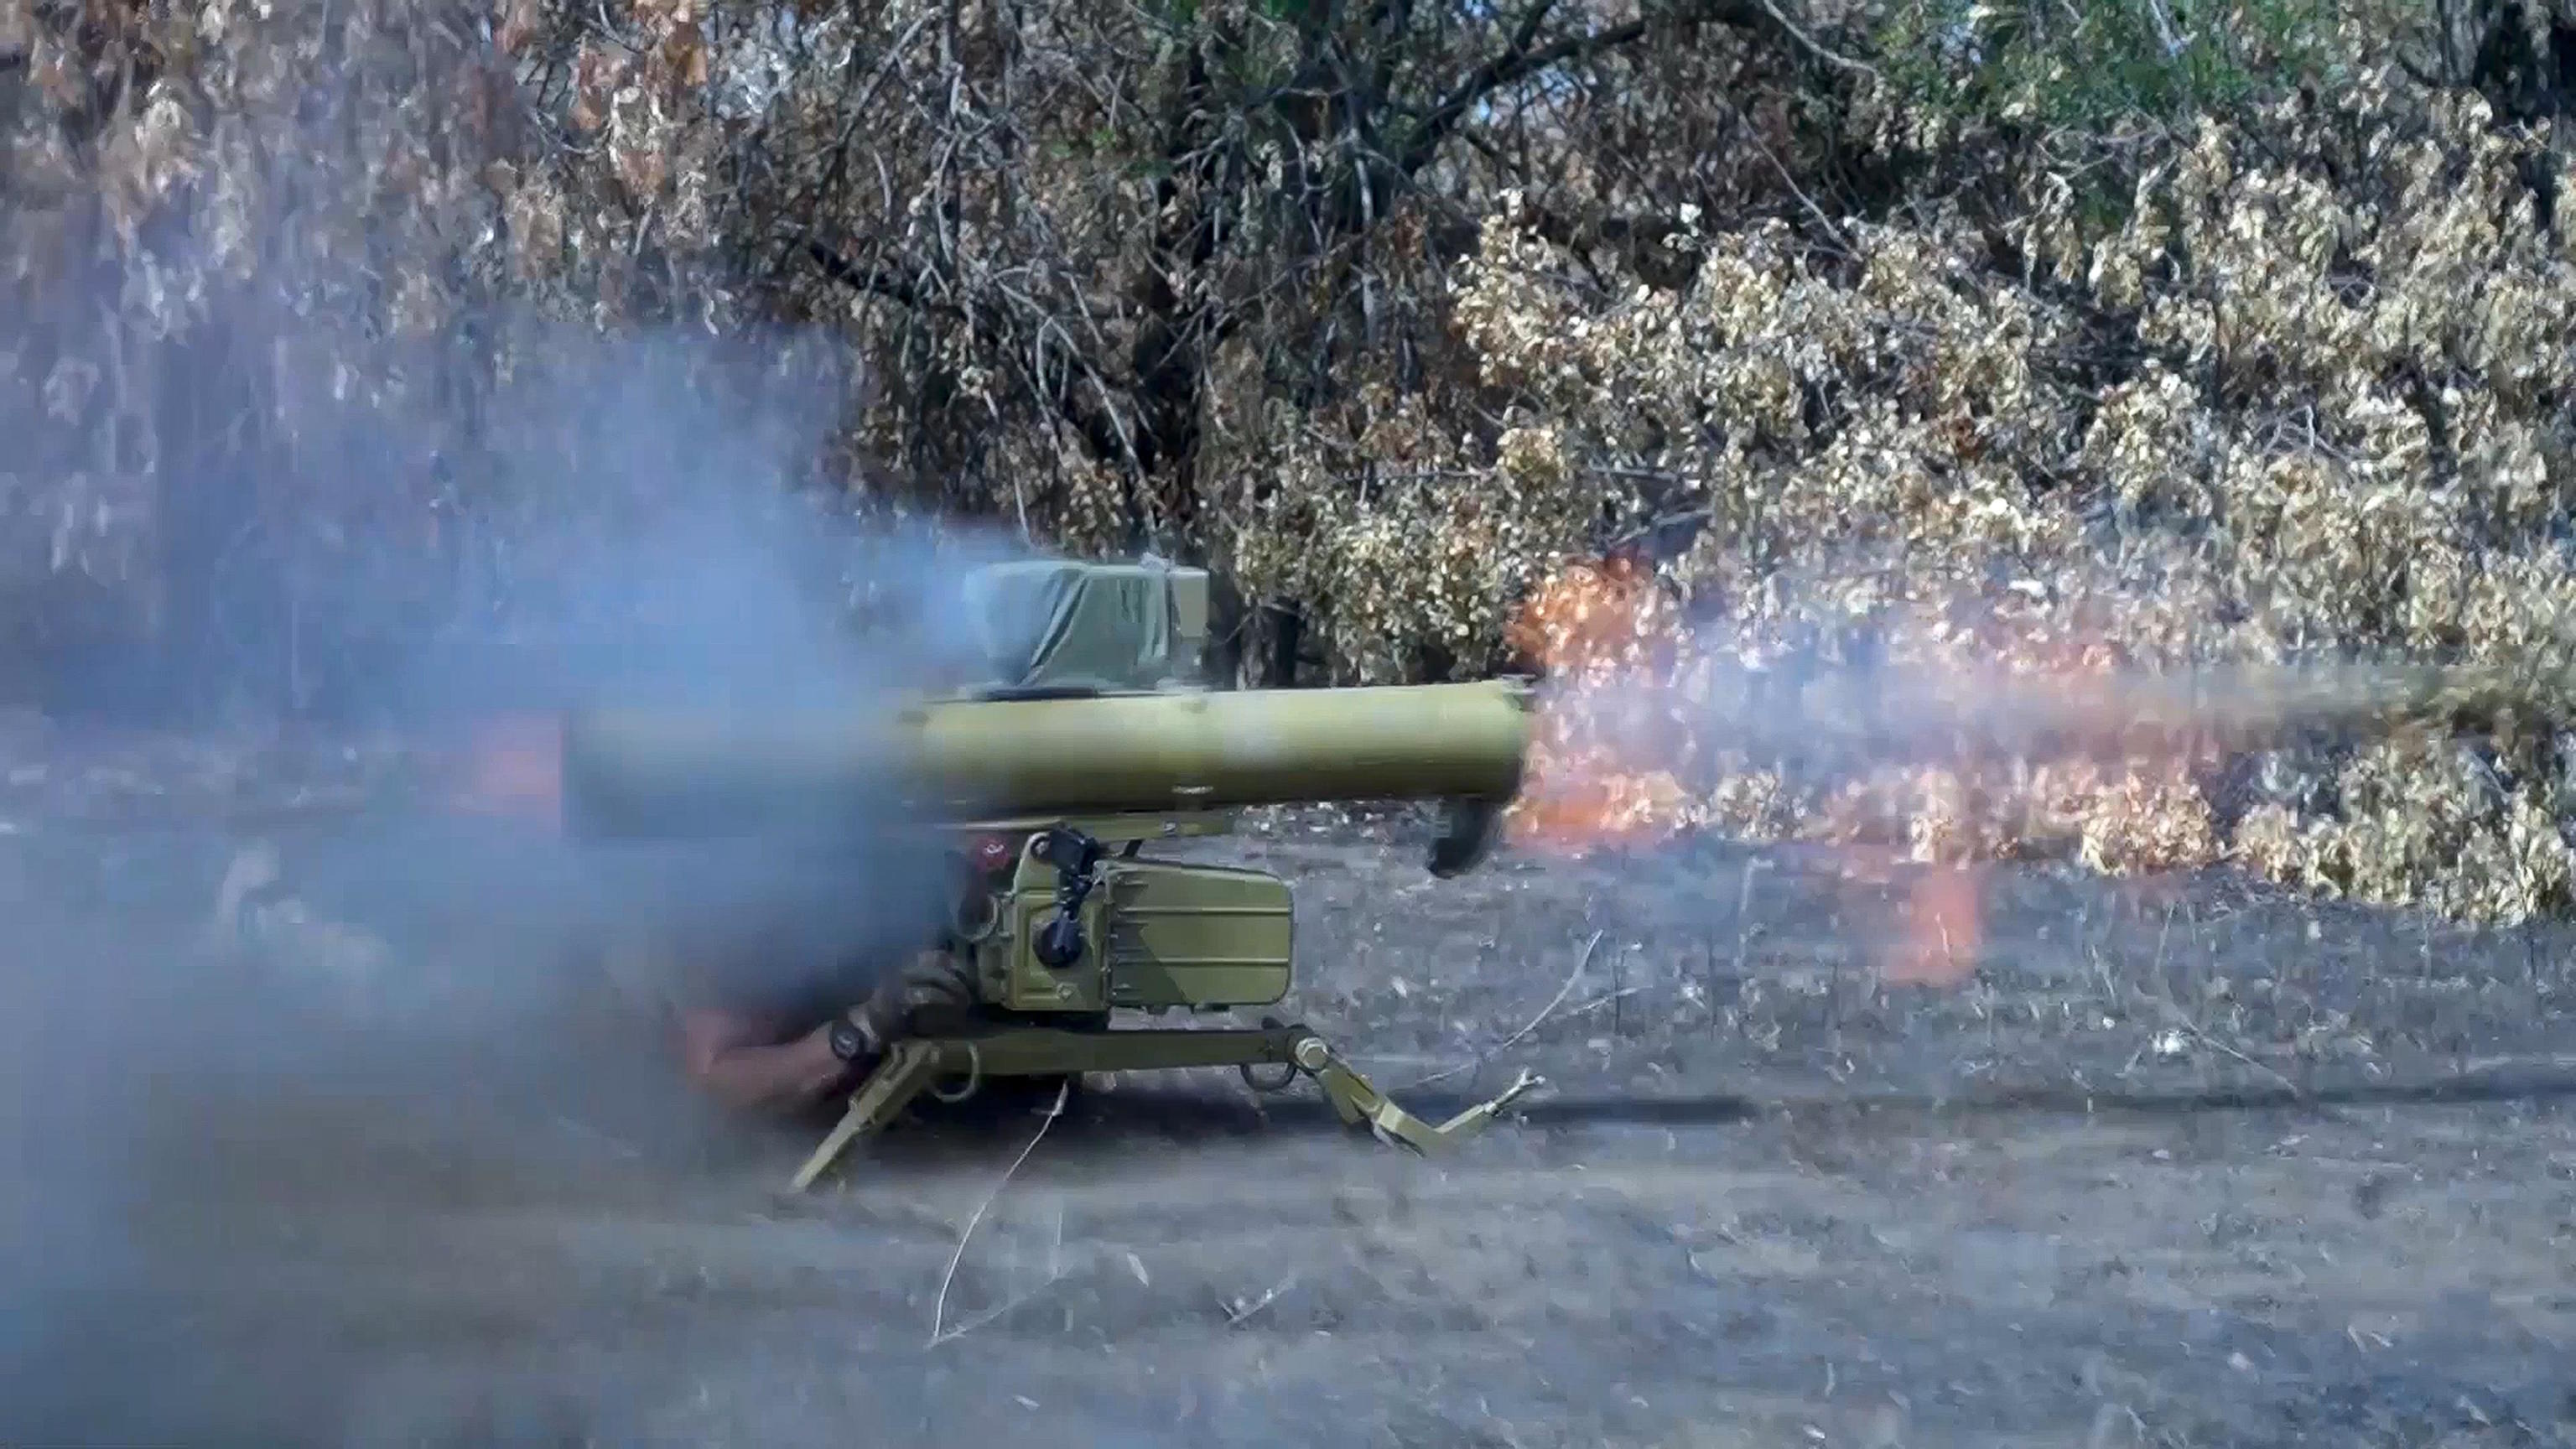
[560,679,1535,838]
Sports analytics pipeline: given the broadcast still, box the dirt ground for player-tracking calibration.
[6,796,2576,1448]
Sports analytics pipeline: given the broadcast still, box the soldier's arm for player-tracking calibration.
[673,1006,856,1114]
[677,947,977,1114]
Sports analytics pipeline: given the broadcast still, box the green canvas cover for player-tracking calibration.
[960,557,1208,694]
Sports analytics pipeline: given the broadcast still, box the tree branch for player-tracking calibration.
[802,239,1135,472]
[1396,0,1765,177]
[801,241,959,319]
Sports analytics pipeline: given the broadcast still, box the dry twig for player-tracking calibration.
[927,1078,1072,1347]
[1405,928,1604,1089]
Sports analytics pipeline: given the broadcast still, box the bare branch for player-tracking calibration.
[1397,0,1767,177]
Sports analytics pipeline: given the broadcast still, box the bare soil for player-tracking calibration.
[7,797,2576,1448]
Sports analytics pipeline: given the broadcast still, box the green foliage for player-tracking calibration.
[1871,0,2356,132]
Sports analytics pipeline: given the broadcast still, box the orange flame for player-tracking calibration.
[1502,554,1701,851]
[1502,553,1998,987]
[1888,865,1983,987]
[1833,847,1986,989]
[446,713,564,827]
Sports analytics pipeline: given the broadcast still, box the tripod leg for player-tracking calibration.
[1292,1036,1544,1153]
[788,1041,943,1192]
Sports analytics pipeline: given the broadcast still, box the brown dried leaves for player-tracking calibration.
[1279,70,2576,920]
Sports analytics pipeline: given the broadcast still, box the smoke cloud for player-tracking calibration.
[0,305,1035,1443]
[0,0,1105,1429]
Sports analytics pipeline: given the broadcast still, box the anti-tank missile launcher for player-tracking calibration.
[560,678,1535,854]
[558,558,1547,1188]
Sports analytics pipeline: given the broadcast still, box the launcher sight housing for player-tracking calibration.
[559,556,1545,1187]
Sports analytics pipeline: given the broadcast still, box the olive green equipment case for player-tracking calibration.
[560,556,1545,1189]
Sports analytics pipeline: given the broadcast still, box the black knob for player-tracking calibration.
[1035,911,1086,969]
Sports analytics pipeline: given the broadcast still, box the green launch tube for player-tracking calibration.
[559,679,1536,838]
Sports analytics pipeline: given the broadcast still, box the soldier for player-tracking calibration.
[610,923,978,1115]
[211,836,979,1115]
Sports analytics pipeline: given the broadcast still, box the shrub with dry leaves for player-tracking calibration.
[6,0,2576,923]
[1386,78,2576,922]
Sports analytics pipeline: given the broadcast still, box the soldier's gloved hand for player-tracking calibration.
[839,951,976,1059]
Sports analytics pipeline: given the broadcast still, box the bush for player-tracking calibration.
[1461,75,2576,922]
[8,0,2576,926]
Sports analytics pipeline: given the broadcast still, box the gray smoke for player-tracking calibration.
[0,306,1043,1445]
[0,4,1078,1441]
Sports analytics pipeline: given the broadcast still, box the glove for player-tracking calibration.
[841,950,977,1057]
